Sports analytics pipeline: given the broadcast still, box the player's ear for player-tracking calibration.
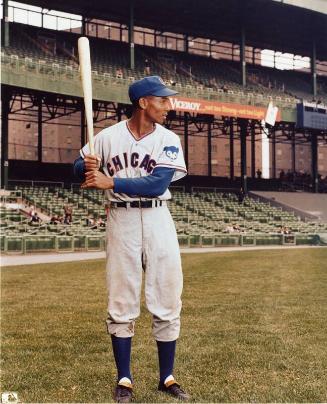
[138,97,148,110]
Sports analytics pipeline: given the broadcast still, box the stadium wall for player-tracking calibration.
[7,159,282,192]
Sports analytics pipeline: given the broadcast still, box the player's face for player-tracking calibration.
[143,96,171,124]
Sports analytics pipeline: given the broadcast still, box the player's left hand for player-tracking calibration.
[84,154,102,172]
[81,170,114,190]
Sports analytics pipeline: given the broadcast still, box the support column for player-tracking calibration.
[184,113,189,168]
[239,119,248,193]
[291,133,296,174]
[154,31,157,48]
[2,0,10,47]
[311,40,317,98]
[120,24,123,42]
[229,118,234,180]
[1,88,10,188]
[38,96,43,163]
[184,34,188,53]
[311,133,318,193]
[129,0,135,70]
[251,123,255,178]
[208,120,212,177]
[1,0,9,48]
[272,129,276,179]
[261,129,270,179]
[240,26,246,87]
[81,16,86,36]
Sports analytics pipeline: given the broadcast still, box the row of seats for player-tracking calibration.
[0,186,327,253]
[21,186,106,221]
[1,186,326,253]
[4,22,327,106]
[169,190,327,236]
[1,234,104,253]
[0,206,25,223]
[2,50,300,108]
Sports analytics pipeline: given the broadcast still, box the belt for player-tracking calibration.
[110,200,165,208]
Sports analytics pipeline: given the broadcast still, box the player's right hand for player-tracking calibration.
[84,154,101,172]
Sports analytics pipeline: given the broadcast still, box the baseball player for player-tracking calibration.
[74,76,190,402]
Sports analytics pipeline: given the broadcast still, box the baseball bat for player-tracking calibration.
[78,36,95,155]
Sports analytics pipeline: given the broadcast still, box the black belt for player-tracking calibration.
[110,200,164,208]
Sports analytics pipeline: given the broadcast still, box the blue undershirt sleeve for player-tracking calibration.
[113,167,175,197]
[73,156,86,181]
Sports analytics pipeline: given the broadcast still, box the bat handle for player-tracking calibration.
[89,141,95,155]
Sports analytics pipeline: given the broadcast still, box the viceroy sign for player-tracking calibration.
[169,96,281,121]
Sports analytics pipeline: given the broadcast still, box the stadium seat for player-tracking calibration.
[86,235,103,251]
[6,236,24,253]
[73,235,87,250]
[57,236,74,251]
[1,186,326,254]
[0,236,6,252]
[4,20,326,107]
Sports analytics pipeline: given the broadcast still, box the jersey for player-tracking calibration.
[80,120,187,202]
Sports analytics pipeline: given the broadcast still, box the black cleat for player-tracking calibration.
[158,379,190,401]
[114,382,133,403]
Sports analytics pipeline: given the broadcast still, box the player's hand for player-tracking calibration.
[81,170,114,190]
[84,154,101,172]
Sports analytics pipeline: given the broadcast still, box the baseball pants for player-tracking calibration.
[105,202,183,342]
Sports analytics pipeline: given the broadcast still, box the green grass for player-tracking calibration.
[1,249,327,403]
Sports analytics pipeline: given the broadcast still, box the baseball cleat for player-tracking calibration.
[114,381,133,403]
[158,379,190,401]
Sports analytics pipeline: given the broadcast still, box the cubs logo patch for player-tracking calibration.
[164,146,179,160]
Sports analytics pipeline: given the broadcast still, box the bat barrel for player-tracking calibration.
[78,36,95,155]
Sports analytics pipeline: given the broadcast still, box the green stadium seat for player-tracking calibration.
[6,237,24,253]
[24,235,56,252]
[255,234,282,246]
[189,234,201,247]
[57,236,74,251]
[86,235,103,251]
[215,235,239,246]
[73,235,86,250]
[283,235,296,245]
[177,235,189,247]
[241,235,256,246]
[201,235,215,247]
[295,234,319,246]
[0,235,5,252]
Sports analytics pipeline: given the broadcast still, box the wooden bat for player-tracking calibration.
[78,36,94,155]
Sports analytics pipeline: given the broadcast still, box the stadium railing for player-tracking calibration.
[0,232,322,254]
[8,180,65,188]
[1,52,298,109]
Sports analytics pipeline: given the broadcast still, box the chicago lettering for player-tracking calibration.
[107,153,156,176]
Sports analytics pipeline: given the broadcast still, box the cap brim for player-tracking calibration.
[150,87,178,97]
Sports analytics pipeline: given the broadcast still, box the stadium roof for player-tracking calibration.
[19,0,327,59]
[272,0,327,15]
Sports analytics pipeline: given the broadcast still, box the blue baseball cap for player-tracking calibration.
[128,76,178,102]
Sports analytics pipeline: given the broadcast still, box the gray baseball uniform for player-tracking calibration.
[80,119,187,341]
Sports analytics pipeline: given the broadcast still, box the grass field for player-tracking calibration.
[1,249,327,403]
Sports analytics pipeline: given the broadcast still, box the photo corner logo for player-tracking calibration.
[1,392,19,404]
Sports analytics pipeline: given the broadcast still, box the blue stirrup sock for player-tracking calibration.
[111,335,132,383]
[156,340,177,384]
